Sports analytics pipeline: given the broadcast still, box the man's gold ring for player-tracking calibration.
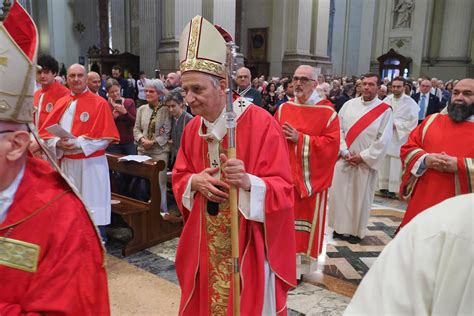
[207,191,213,198]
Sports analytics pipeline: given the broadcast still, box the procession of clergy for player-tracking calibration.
[1,2,473,315]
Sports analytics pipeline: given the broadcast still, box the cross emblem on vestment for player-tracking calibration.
[238,99,245,108]
[211,160,219,168]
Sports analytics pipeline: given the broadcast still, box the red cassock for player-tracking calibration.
[275,101,340,258]
[39,91,119,143]
[0,157,110,315]
[315,98,335,109]
[34,82,70,129]
[399,113,474,228]
[172,105,296,315]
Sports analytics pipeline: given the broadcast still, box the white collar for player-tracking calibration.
[294,89,321,105]
[198,97,251,142]
[361,96,380,106]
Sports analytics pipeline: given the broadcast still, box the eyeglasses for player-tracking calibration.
[0,130,14,135]
[292,76,315,84]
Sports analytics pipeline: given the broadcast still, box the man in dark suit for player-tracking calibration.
[236,67,263,106]
[335,83,354,112]
[412,78,441,124]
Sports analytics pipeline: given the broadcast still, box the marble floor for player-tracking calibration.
[106,194,406,315]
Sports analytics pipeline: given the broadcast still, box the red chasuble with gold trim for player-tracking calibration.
[34,82,70,129]
[0,157,110,314]
[399,114,474,228]
[39,91,119,143]
[173,105,296,315]
[275,102,340,258]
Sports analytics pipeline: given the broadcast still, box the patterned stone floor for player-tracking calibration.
[106,195,406,315]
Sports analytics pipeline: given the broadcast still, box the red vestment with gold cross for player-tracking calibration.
[173,105,296,315]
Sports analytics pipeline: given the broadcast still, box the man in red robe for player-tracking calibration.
[173,16,296,315]
[33,54,70,130]
[399,78,474,228]
[0,2,110,314]
[275,65,340,279]
[40,64,119,241]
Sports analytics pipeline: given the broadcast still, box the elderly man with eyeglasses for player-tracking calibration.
[275,65,340,281]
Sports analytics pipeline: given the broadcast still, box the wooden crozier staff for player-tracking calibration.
[224,41,240,316]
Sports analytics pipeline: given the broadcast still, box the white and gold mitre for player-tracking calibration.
[0,1,38,123]
[179,15,227,78]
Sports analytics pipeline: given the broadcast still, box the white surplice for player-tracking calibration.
[378,94,419,192]
[345,194,473,316]
[328,97,393,238]
[46,100,112,225]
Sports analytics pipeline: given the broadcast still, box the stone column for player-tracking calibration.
[211,0,236,38]
[157,0,202,74]
[281,0,315,76]
[98,0,109,55]
[129,0,140,55]
[45,0,80,67]
[269,0,287,76]
[310,0,332,74]
[110,0,126,53]
[438,0,472,63]
[138,0,158,77]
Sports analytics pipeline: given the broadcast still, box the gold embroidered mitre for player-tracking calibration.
[0,2,38,123]
[179,16,227,78]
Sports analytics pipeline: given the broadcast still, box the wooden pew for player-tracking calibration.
[107,153,182,256]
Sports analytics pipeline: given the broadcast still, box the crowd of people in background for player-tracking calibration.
[4,6,472,314]
[38,57,462,210]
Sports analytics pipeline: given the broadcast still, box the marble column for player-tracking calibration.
[269,0,287,76]
[98,0,109,55]
[281,0,315,76]
[210,0,236,39]
[310,0,332,75]
[110,0,126,53]
[138,0,159,77]
[129,0,140,56]
[438,0,472,63]
[45,0,80,67]
[157,0,202,74]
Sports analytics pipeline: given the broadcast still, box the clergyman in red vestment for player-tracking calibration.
[275,65,340,279]
[399,78,474,228]
[0,2,110,314]
[172,16,296,315]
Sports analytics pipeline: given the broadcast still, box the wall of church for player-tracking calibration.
[339,0,472,81]
[24,0,100,70]
[138,0,161,77]
[331,0,376,77]
[240,0,274,62]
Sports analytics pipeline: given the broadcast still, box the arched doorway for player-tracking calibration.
[377,49,412,80]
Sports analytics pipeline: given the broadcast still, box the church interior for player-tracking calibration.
[1,0,472,315]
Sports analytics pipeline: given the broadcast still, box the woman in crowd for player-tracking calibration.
[106,78,137,155]
[353,79,363,98]
[165,91,193,168]
[264,82,278,114]
[133,79,171,214]
[316,82,335,108]
[441,81,454,106]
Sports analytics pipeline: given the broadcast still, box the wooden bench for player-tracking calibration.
[107,153,182,256]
